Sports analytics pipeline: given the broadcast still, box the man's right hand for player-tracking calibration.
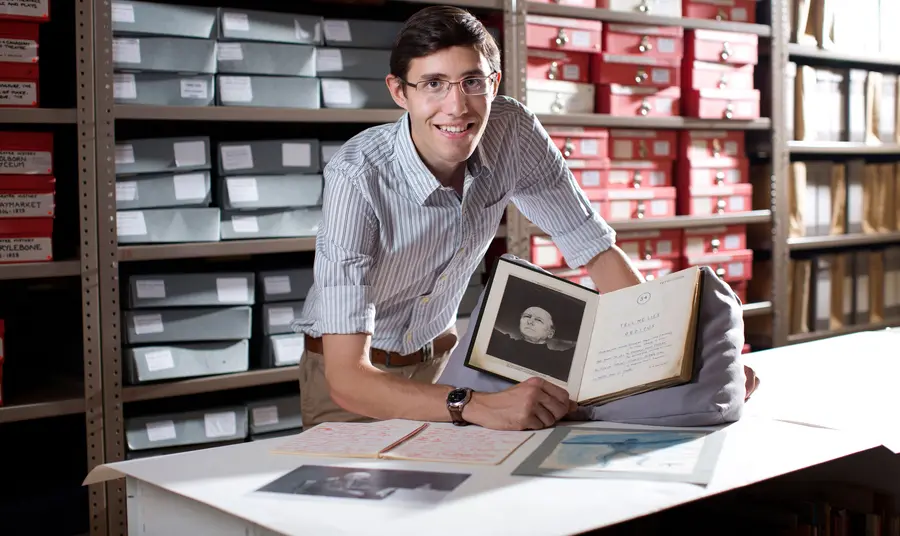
[464,377,576,431]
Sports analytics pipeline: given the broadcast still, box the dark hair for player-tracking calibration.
[390,5,501,80]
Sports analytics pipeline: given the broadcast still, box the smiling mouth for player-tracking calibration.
[436,123,474,134]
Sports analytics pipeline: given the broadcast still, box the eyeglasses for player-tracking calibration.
[401,72,498,98]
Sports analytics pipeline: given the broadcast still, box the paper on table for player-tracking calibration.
[272,420,427,458]
[382,426,534,465]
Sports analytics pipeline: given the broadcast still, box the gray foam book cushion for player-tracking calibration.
[438,253,749,426]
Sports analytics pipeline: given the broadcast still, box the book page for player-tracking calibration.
[577,267,700,403]
[382,426,535,465]
[271,420,427,458]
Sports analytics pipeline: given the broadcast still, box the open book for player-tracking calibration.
[464,258,704,405]
[272,419,534,465]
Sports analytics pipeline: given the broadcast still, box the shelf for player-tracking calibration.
[0,381,85,424]
[742,301,773,317]
[396,0,502,8]
[0,260,81,281]
[788,231,900,251]
[536,113,771,131]
[530,211,771,235]
[0,108,77,124]
[526,2,772,37]
[115,105,405,123]
[122,368,299,403]
[788,141,900,155]
[786,320,900,345]
[788,43,900,70]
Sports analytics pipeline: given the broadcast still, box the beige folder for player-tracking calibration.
[865,71,884,145]
[884,246,900,319]
[862,163,892,233]
[829,162,847,235]
[789,259,812,334]
[787,162,807,238]
[853,252,871,325]
[869,251,886,323]
[791,0,819,45]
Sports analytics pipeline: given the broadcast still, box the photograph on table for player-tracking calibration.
[512,424,726,485]
[256,464,472,504]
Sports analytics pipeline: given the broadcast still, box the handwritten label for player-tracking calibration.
[0,0,47,18]
[0,81,36,106]
[144,349,174,372]
[316,48,343,72]
[273,336,304,365]
[268,306,294,327]
[113,73,136,100]
[220,145,253,171]
[0,150,50,174]
[115,144,135,165]
[252,406,279,426]
[219,76,253,102]
[116,180,137,202]
[0,193,52,217]
[111,2,134,23]
[116,210,147,236]
[146,420,176,442]
[180,79,208,100]
[113,38,141,64]
[323,20,351,42]
[217,42,243,62]
[0,237,49,262]
[132,313,164,335]
[135,279,165,299]
[0,39,37,62]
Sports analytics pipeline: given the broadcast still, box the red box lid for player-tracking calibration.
[0,216,52,236]
[0,174,55,191]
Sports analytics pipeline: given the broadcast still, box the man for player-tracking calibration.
[293,5,646,432]
[486,306,576,382]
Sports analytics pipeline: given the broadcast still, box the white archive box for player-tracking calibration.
[220,208,321,240]
[127,272,255,308]
[218,139,321,176]
[125,405,249,451]
[526,79,596,115]
[607,0,682,17]
[112,36,217,74]
[123,305,253,345]
[217,8,323,45]
[114,170,212,210]
[115,136,211,176]
[321,18,403,49]
[216,41,316,77]
[219,175,323,211]
[111,0,217,38]
[262,333,305,368]
[247,395,303,435]
[320,78,396,109]
[216,75,321,109]
[124,340,250,385]
[116,207,221,244]
[113,72,216,107]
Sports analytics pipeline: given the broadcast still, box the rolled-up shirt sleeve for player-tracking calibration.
[511,107,617,269]
[314,164,378,335]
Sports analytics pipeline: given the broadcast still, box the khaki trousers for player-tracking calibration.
[298,348,451,429]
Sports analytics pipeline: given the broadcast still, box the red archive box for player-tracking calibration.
[683,62,755,91]
[608,129,678,160]
[682,0,756,23]
[678,158,750,188]
[0,217,52,263]
[0,318,4,406]
[685,30,758,66]
[0,61,38,107]
[0,175,55,217]
[0,131,53,174]
[632,258,675,281]
[547,126,609,159]
[0,0,49,22]
[684,88,760,120]
[679,130,745,161]
[679,183,752,216]
[0,21,39,64]
[608,159,673,188]
[527,49,592,84]
[531,0,605,6]
[530,236,565,269]
[591,54,681,88]
[597,84,681,117]
[526,16,603,54]
[681,224,747,256]
[602,24,683,59]
[591,186,676,221]
[615,229,682,262]
[683,249,753,283]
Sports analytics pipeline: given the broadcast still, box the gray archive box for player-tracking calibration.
[125,405,248,451]
[218,139,321,176]
[126,439,245,459]
[124,305,252,344]
[115,136,211,176]
[111,0,217,39]
[112,36,217,74]
[216,75,321,108]
[248,395,303,435]
[315,47,390,80]
[323,19,402,49]
[321,78,395,109]
[321,141,344,167]
[217,42,316,77]
[116,207,221,244]
[114,72,215,107]
[258,268,314,302]
[219,175,323,211]
[250,428,303,441]
[853,252,870,325]
[262,333,305,368]
[220,208,322,240]
[124,340,250,384]
[115,170,212,210]
[128,272,255,308]
[218,8,323,45]
[262,300,304,335]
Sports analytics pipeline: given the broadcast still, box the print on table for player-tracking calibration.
[257,465,471,504]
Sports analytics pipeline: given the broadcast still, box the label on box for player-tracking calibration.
[173,140,206,168]
[116,181,137,201]
[113,38,141,64]
[581,139,598,155]
[223,12,250,32]
[111,2,135,23]
[231,215,258,233]
[610,200,631,219]
[133,313,164,335]
[146,420,176,442]
[217,43,243,62]
[317,48,343,72]
[582,170,601,186]
[274,336,305,365]
[322,79,352,105]
[221,145,253,171]
[268,306,295,327]
[144,349,174,372]
[0,237,50,262]
[725,234,741,250]
[117,210,147,236]
[0,193,52,217]
[571,30,591,47]
[180,79,208,100]
[135,279,165,299]
[0,81,36,106]
[651,68,670,85]
[113,73,137,100]
[323,20,351,42]
[173,172,207,201]
[216,277,249,303]
[264,275,292,295]
[728,261,744,278]
[612,140,633,159]
[651,199,667,215]
[657,38,675,54]
[0,39,38,62]
[252,406,279,426]
[204,411,237,438]
[227,177,259,203]
[115,144,135,165]
[563,64,580,80]
[730,195,745,211]
[731,7,748,21]
[220,76,253,103]
[282,143,311,168]
[0,0,47,18]
[0,150,50,174]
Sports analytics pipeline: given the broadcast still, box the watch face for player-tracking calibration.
[447,388,468,404]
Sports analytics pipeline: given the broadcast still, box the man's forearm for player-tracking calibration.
[586,245,644,293]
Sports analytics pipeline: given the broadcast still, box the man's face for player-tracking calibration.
[519,306,554,343]
[387,46,500,178]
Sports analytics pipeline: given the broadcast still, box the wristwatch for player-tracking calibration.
[446,387,473,426]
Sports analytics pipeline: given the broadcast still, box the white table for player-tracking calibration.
[83,331,900,536]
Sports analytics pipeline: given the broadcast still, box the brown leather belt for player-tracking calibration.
[304,330,457,367]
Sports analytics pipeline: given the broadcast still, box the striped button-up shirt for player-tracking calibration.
[293,96,616,354]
